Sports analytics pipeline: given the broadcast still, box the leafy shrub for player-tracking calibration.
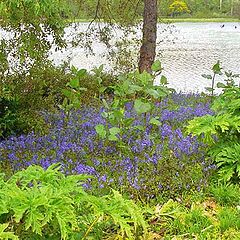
[0,96,24,139]
[0,164,147,239]
[0,62,75,138]
[187,82,240,183]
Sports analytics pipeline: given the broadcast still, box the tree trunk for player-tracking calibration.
[219,0,223,11]
[138,0,158,73]
[231,0,234,15]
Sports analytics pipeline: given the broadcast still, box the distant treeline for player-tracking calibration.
[67,0,240,20]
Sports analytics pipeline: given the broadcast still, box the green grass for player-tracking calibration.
[160,17,240,23]
[68,17,240,24]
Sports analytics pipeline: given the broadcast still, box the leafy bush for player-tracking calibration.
[0,96,24,139]
[0,164,147,239]
[187,82,240,183]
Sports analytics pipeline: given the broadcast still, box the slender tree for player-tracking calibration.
[138,0,158,73]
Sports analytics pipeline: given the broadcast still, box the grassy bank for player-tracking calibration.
[161,17,240,23]
[68,17,240,24]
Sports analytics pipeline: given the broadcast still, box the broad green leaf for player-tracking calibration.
[212,60,222,74]
[109,127,121,136]
[76,69,87,79]
[108,134,118,141]
[160,75,168,85]
[95,124,106,139]
[205,87,214,92]
[138,71,153,86]
[62,89,72,98]
[156,87,169,97]
[68,78,79,89]
[145,89,160,99]
[134,99,152,115]
[113,110,124,120]
[129,84,143,93]
[216,82,226,88]
[149,117,162,126]
[151,60,163,72]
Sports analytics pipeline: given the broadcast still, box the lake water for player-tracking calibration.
[2,22,240,93]
[158,22,240,92]
[50,22,240,93]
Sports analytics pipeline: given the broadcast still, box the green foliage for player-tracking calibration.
[0,164,86,239]
[169,0,191,16]
[60,68,88,112]
[0,96,22,139]
[202,61,223,98]
[0,164,148,239]
[94,60,173,143]
[78,189,148,239]
[0,0,69,73]
[134,99,152,115]
[0,63,72,138]
[148,197,240,239]
[187,75,240,183]
[0,223,18,240]
[210,183,240,206]
[218,207,240,232]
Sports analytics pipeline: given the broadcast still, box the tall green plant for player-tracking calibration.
[95,60,173,143]
[59,68,88,113]
[187,80,240,183]
[202,60,222,100]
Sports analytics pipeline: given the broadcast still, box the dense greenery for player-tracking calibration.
[0,1,240,239]
[0,164,147,239]
[69,0,240,19]
[0,61,240,238]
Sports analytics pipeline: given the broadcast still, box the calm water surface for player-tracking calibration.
[2,22,240,92]
[158,22,240,92]
[51,22,240,92]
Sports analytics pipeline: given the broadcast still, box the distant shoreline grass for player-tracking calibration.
[68,17,240,24]
[161,17,240,23]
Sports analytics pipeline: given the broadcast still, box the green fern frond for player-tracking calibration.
[0,223,19,240]
[215,143,240,182]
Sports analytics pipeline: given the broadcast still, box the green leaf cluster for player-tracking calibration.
[187,82,240,183]
[60,68,88,112]
[0,164,148,239]
[95,60,173,142]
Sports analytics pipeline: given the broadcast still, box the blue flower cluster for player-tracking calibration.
[0,93,216,199]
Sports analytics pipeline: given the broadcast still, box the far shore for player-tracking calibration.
[68,17,240,24]
[161,17,240,23]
